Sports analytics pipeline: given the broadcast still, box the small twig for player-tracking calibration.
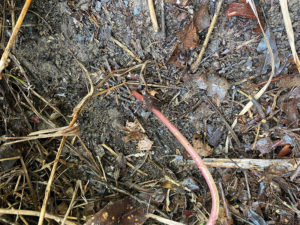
[101,144,148,176]
[205,95,241,147]
[218,182,233,224]
[132,91,219,225]
[19,157,39,210]
[148,0,159,32]
[191,0,224,72]
[0,208,76,225]
[146,213,185,225]
[178,157,300,171]
[225,0,276,152]
[61,180,80,225]
[0,0,32,79]
[160,0,166,38]
[111,37,142,63]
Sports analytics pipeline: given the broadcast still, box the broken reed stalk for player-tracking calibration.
[148,0,159,32]
[0,0,32,79]
[0,208,76,225]
[132,90,219,225]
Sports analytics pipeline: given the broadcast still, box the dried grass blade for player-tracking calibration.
[279,0,300,73]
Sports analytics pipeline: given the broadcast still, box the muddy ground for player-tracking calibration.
[0,0,300,224]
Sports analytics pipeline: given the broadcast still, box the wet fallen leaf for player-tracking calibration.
[193,2,210,31]
[177,22,199,50]
[192,133,213,157]
[85,197,149,225]
[138,137,153,151]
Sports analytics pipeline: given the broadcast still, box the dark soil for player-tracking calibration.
[0,0,299,224]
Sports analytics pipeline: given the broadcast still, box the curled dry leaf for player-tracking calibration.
[85,197,149,225]
[226,1,265,33]
[192,133,213,157]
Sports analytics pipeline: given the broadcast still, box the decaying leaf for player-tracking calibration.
[192,133,213,157]
[280,87,300,128]
[207,74,230,106]
[255,137,274,155]
[167,45,186,68]
[276,75,300,88]
[193,2,210,31]
[85,197,149,225]
[138,137,153,151]
[193,73,230,106]
[122,120,145,142]
[122,120,154,152]
[177,22,199,50]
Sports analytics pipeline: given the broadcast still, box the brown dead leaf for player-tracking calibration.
[138,137,154,151]
[122,131,145,143]
[193,2,210,31]
[167,45,186,68]
[177,22,199,50]
[85,197,149,225]
[122,120,145,142]
[192,133,213,157]
[125,120,143,132]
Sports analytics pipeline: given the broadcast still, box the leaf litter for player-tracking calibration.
[0,0,300,224]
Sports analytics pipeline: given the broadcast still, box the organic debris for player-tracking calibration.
[192,133,213,157]
[122,120,154,152]
[226,1,265,33]
[85,197,149,225]
[280,87,300,128]
[1,0,300,224]
[169,1,211,67]
[192,73,230,106]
